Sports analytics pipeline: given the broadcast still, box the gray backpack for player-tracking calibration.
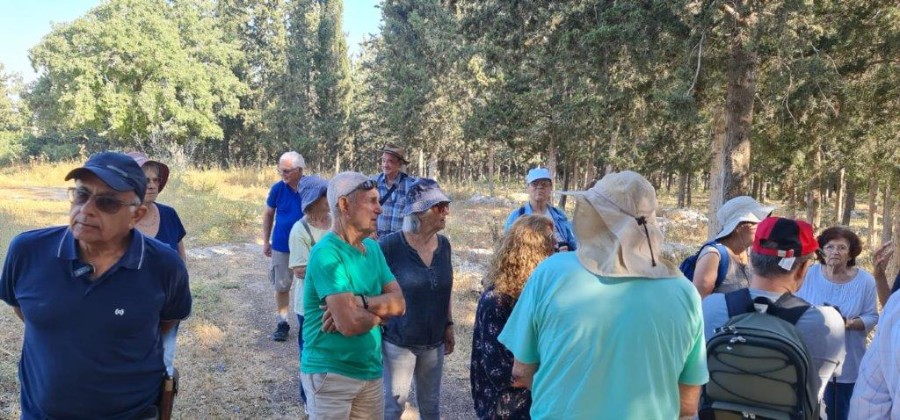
[700,289,819,420]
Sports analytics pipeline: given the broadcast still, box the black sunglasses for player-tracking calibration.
[68,187,139,214]
[352,179,377,193]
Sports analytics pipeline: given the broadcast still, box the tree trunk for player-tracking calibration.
[834,168,845,224]
[722,39,757,201]
[883,179,895,244]
[419,149,425,178]
[868,176,878,249]
[548,141,558,184]
[605,123,620,176]
[487,143,495,196]
[678,172,688,208]
[708,110,727,239]
[841,185,855,226]
[760,181,768,204]
[428,154,439,181]
[687,172,693,207]
[559,163,571,209]
[334,153,341,173]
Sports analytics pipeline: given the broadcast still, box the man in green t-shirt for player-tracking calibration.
[301,171,406,420]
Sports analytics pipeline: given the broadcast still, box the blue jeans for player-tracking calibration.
[824,381,853,420]
[163,322,179,376]
[382,341,444,420]
[297,314,307,403]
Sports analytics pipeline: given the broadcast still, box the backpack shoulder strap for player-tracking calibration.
[766,293,811,325]
[709,242,731,288]
[300,220,316,247]
[724,288,754,318]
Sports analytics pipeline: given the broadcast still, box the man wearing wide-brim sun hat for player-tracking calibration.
[691,196,774,298]
[373,144,418,238]
[497,171,708,419]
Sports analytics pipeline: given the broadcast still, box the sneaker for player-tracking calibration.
[271,321,290,342]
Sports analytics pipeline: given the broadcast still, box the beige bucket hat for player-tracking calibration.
[713,196,774,241]
[560,171,682,279]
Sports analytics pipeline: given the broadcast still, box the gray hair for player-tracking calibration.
[750,251,812,278]
[402,212,424,234]
[279,151,306,169]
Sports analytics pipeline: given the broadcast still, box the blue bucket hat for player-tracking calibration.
[401,178,451,217]
[65,152,148,202]
[525,167,552,184]
[299,176,328,212]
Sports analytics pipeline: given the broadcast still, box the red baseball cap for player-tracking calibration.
[753,217,818,258]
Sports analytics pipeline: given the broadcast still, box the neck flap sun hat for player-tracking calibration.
[714,196,774,241]
[560,171,681,279]
[125,151,171,193]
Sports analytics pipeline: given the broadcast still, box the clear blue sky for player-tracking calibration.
[0,0,382,83]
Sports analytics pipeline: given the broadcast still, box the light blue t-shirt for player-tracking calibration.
[498,252,708,419]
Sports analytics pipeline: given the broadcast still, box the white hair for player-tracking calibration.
[402,212,424,233]
[279,151,306,169]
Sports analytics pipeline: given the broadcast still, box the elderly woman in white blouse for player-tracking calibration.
[797,226,878,420]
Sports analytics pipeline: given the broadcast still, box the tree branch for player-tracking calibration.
[686,32,706,96]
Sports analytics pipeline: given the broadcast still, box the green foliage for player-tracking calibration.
[27,0,244,148]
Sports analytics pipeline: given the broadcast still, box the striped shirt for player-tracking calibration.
[797,264,878,383]
[849,291,900,419]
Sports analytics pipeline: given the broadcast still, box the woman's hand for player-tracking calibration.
[444,324,455,355]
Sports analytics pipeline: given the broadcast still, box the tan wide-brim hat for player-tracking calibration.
[560,171,682,279]
[381,144,410,165]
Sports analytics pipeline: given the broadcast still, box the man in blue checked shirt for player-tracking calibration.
[374,144,417,238]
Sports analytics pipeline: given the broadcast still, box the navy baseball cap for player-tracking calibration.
[65,152,148,202]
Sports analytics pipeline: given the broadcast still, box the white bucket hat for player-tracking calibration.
[713,196,774,241]
[560,171,682,279]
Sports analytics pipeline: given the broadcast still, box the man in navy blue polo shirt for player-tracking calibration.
[262,151,307,341]
[0,152,191,420]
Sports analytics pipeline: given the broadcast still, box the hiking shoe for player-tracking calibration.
[271,321,290,342]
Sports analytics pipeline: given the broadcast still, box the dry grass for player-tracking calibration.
[0,164,888,419]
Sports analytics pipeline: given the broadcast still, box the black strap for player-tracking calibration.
[725,288,754,318]
[300,220,316,247]
[723,289,810,325]
[517,205,526,217]
[379,174,404,206]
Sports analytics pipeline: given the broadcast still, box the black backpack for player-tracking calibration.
[700,289,819,420]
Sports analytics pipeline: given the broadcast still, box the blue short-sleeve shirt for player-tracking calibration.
[0,226,191,419]
[266,180,304,252]
[153,202,186,251]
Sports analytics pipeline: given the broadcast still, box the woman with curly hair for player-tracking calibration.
[470,215,556,419]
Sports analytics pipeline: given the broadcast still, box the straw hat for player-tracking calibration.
[713,196,774,241]
[560,171,681,279]
[380,144,409,165]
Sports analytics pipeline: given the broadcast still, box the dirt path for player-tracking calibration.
[182,242,480,419]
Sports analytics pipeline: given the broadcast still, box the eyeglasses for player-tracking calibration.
[530,180,552,188]
[68,187,139,214]
[276,167,299,176]
[824,243,849,253]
